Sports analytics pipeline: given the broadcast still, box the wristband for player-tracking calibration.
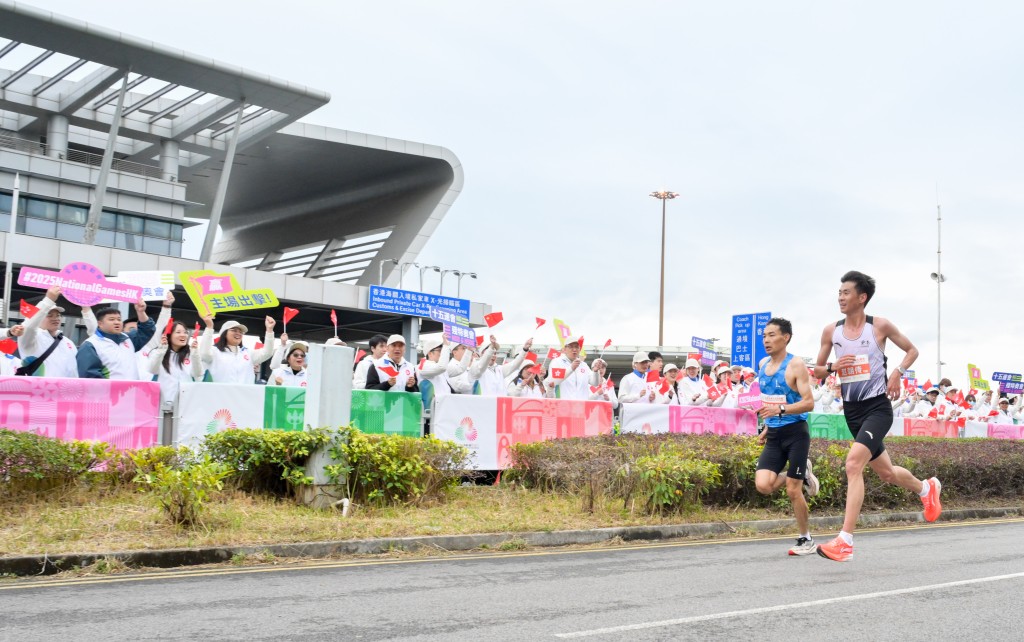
[826,362,833,374]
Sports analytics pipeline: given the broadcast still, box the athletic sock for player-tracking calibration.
[839,530,853,545]
[801,533,811,540]
[919,481,930,498]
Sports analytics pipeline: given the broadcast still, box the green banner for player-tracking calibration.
[807,413,850,440]
[350,390,423,437]
[264,387,307,431]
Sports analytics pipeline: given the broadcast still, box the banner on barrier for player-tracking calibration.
[350,390,423,437]
[432,396,613,469]
[0,376,160,449]
[620,404,759,436]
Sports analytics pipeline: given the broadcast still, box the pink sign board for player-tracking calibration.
[0,376,160,450]
[18,262,143,306]
[737,381,763,410]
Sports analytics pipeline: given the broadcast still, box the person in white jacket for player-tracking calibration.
[446,342,487,394]
[546,338,600,400]
[619,351,655,404]
[656,363,682,405]
[508,360,550,399]
[148,321,203,444]
[16,287,79,378]
[0,324,24,341]
[353,334,388,390]
[709,364,739,409]
[992,398,1015,424]
[588,358,618,408]
[198,315,277,384]
[270,340,309,387]
[678,358,708,406]
[418,335,451,412]
[475,335,531,396]
[905,389,939,418]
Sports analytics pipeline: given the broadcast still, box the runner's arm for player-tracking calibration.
[812,323,835,380]
[786,357,816,415]
[875,317,918,399]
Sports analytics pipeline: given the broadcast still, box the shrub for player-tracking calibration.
[618,447,722,514]
[202,428,335,496]
[325,430,471,507]
[0,429,111,495]
[132,452,232,527]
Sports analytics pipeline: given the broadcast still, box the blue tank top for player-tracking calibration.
[757,353,807,428]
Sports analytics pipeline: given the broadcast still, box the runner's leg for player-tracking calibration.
[868,450,924,494]
[754,469,783,495]
[842,442,872,534]
[786,476,809,535]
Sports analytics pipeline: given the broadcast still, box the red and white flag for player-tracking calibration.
[19,299,39,319]
[483,311,503,328]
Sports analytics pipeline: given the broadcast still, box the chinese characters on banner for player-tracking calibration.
[429,306,477,348]
[967,363,990,391]
[992,372,1024,395]
[179,270,279,317]
[369,286,471,319]
[731,312,771,369]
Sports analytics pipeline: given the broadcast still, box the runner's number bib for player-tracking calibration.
[760,394,786,405]
[837,355,871,383]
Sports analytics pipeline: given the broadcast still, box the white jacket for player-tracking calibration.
[677,376,708,406]
[199,327,276,384]
[270,366,308,387]
[0,353,21,376]
[17,297,79,378]
[353,355,376,390]
[476,346,526,397]
[148,345,203,412]
[547,355,599,400]
[619,371,652,404]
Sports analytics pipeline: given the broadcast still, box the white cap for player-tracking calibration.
[218,320,248,336]
[685,358,700,369]
[632,351,651,364]
[287,341,309,354]
[325,337,346,347]
[663,362,679,373]
[386,334,406,346]
[715,364,731,377]
[422,336,444,353]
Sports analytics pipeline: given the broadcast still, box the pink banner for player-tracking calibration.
[987,424,1024,440]
[902,417,958,438]
[495,397,613,469]
[0,376,160,449]
[18,262,143,306]
[672,405,759,436]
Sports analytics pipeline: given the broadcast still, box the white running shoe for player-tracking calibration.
[803,458,820,497]
[788,536,817,556]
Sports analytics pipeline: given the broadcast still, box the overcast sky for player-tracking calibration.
[29,1,1024,385]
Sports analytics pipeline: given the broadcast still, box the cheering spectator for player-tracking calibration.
[678,358,707,406]
[656,363,681,405]
[619,351,655,403]
[198,315,277,384]
[417,336,450,407]
[589,358,618,407]
[709,364,737,408]
[0,328,21,374]
[270,341,309,387]
[547,338,599,400]
[974,390,995,417]
[366,334,418,392]
[148,321,203,441]
[0,324,24,341]
[475,335,531,396]
[648,351,664,374]
[16,287,79,378]
[991,397,1015,424]
[447,342,487,394]
[77,300,157,380]
[509,360,549,398]
[353,334,388,389]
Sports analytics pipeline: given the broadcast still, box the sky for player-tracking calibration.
[27,0,1024,386]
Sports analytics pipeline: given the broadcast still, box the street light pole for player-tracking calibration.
[456,272,477,298]
[649,190,678,347]
[929,204,945,381]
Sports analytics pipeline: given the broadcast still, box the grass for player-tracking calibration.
[0,483,1003,558]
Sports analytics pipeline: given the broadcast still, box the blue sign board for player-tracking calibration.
[369,286,471,319]
[691,336,715,351]
[699,348,716,367]
[731,312,771,369]
[993,372,1024,395]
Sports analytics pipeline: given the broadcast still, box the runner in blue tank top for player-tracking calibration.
[813,270,942,562]
[751,318,819,556]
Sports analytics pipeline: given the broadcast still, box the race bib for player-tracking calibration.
[760,394,786,405]
[837,355,871,383]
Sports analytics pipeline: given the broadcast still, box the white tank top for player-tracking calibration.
[831,316,887,402]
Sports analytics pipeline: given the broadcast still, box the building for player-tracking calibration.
[0,0,484,353]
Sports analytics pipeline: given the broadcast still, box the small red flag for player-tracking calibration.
[283,307,300,325]
[192,322,200,339]
[528,364,543,375]
[163,317,175,336]
[254,342,264,350]
[590,385,600,394]
[953,391,965,406]
[928,407,938,419]
[602,338,612,349]
[922,379,933,391]
[355,349,366,362]
[707,384,724,401]
[576,335,584,348]
[418,357,426,369]
[551,367,566,379]
[483,311,503,328]
[525,351,538,363]
[547,348,561,360]
[0,339,17,355]
[330,308,338,326]
[605,377,614,389]
[703,374,715,387]
[989,410,999,417]
[535,317,546,329]
[659,379,671,395]
[969,388,979,397]
[476,335,485,347]
[646,370,660,383]
[380,366,399,378]
[19,299,39,319]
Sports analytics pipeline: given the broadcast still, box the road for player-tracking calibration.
[3,518,1023,641]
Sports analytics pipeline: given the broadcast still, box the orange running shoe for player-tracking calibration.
[922,477,942,522]
[817,536,854,562]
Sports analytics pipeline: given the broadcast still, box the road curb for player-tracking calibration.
[3,506,1020,576]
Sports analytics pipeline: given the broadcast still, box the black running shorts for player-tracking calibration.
[756,421,811,479]
[842,394,892,460]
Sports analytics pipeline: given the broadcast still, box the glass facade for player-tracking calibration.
[0,192,184,257]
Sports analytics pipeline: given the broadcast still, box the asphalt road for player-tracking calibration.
[3,518,1024,641]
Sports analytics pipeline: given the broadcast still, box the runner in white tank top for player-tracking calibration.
[813,271,942,562]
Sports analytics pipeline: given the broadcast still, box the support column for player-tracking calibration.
[45,115,69,160]
[159,139,179,182]
[402,316,419,366]
[199,104,246,262]
[82,72,129,246]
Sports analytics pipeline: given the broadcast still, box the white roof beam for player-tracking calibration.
[121,82,179,117]
[147,90,204,123]
[58,64,124,114]
[0,49,54,89]
[31,57,87,96]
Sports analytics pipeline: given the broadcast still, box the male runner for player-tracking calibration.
[814,271,942,562]
[752,318,820,556]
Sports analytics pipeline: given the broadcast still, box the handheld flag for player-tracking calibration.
[0,339,16,355]
[706,384,724,401]
[551,367,567,379]
[576,335,585,348]
[254,342,264,350]
[19,299,39,319]
[547,348,561,360]
[528,364,543,375]
[418,357,426,369]
[525,351,538,363]
[953,390,965,406]
[163,317,175,336]
[354,349,366,363]
[193,322,200,339]
[552,318,572,347]
[282,307,300,331]
[605,377,615,389]
[703,374,715,387]
[646,370,660,383]
[380,365,400,378]
[922,379,933,391]
[535,317,546,330]
[483,311,503,328]
[659,379,671,395]
[330,309,338,336]
[476,335,485,347]
[603,339,612,349]
[928,407,938,419]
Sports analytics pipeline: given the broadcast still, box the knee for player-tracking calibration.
[875,466,897,483]
[844,459,865,479]
[786,482,803,502]
[755,480,773,495]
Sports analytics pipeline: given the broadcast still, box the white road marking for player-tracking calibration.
[555,571,1024,638]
